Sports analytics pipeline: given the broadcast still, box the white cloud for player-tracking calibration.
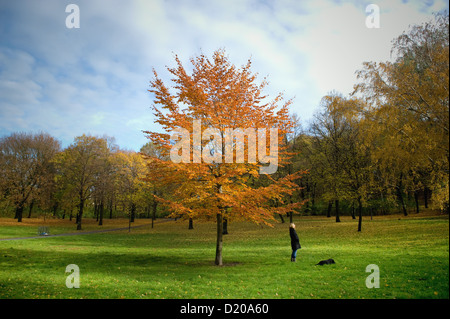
[0,0,447,150]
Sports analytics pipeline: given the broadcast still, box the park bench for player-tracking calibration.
[37,226,50,236]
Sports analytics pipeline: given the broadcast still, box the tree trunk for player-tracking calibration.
[278,214,285,223]
[335,199,341,222]
[77,198,84,230]
[151,200,157,229]
[414,191,419,214]
[109,198,113,219]
[357,197,363,232]
[223,217,228,235]
[327,201,332,218]
[98,201,104,226]
[53,203,58,218]
[215,212,223,266]
[128,213,131,232]
[351,203,356,220]
[311,182,316,207]
[397,173,408,216]
[424,187,429,208]
[130,203,136,222]
[188,217,194,230]
[398,189,407,216]
[289,196,294,223]
[27,200,34,218]
[94,202,98,221]
[16,205,24,223]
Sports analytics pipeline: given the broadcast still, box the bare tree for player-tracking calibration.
[0,132,61,222]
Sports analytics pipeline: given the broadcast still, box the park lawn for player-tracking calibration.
[0,211,448,299]
[0,217,151,239]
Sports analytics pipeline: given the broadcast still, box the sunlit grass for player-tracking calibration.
[0,211,448,299]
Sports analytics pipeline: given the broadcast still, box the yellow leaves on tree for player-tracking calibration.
[143,49,303,265]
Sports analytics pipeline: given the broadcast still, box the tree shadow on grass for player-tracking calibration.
[0,245,251,299]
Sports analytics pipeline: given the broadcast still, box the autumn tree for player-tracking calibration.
[92,137,118,225]
[115,151,150,223]
[55,135,109,230]
[309,93,354,223]
[279,113,306,222]
[144,49,302,265]
[325,95,373,230]
[353,12,449,213]
[0,132,61,222]
[140,142,170,227]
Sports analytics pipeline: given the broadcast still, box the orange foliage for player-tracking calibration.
[143,49,303,226]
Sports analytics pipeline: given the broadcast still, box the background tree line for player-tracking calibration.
[0,14,447,232]
[278,13,449,227]
[0,132,165,230]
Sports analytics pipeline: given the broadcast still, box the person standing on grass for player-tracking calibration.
[290,223,301,262]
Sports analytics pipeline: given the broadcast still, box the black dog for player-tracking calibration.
[316,259,335,266]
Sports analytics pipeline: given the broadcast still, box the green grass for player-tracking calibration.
[0,212,448,299]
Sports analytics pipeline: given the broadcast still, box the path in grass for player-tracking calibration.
[0,219,173,241]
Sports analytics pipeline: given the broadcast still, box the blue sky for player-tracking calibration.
[0,0,448,151]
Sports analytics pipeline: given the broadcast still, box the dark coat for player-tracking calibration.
[290,227,301,250]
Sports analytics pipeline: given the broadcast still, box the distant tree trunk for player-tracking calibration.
[151,200,157,229]
[98,201,104,226]
[77,205,84,230]
[351,202,356,220]
[16,205,24,223]
[311,182,316,207]
[95,202,99,221]
[300,179,306,203]
[53,203,58,218]
[128,213,131,232]
[77,198,84,230]
[399,193,407,216]
[327,201,332,218]
[27,200,34,218]
[215,212,223,266]
[275,198,284,223]
[357,196,363,232]
[397,188,407,216]
[109,198,113,219]
[424,187,429,208]
[414,191,420,214]
[222,217,228,235]
[188,217,194,230]
[335,199,341,223]
[397,173,408,216]
[130,203,136,223]
[289,197,294,223]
